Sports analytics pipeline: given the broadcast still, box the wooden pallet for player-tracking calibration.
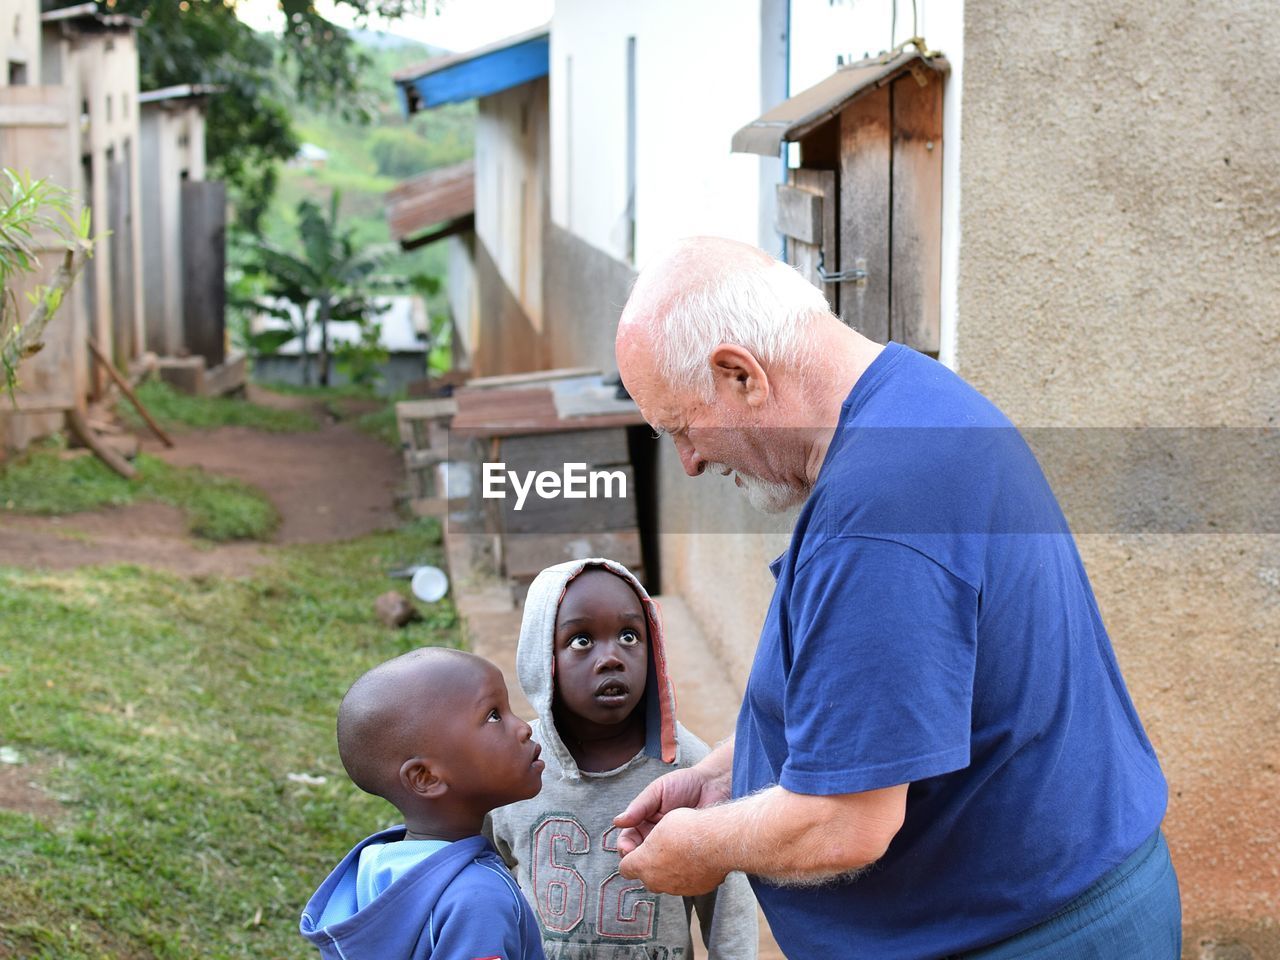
[395,397,457,513]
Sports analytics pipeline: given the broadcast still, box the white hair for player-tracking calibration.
[623,247,832,398]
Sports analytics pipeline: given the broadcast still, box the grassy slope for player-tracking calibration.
[0,519,460,959]
[260,40,476,299]
[0,447,280,542]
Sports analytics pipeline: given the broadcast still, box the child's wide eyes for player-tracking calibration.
[568,635,592,650]
[486,708,502,723]
[618,630,641,646]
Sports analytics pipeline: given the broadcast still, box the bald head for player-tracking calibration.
[337,648,488,801]
[617,236,832,398]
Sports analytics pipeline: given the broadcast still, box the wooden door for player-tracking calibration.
[181,179,226,366]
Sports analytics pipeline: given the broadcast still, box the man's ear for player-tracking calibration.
[400,757,447,800]
[708,344,769,408]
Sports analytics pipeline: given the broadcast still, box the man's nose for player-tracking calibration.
[674,435,705,477]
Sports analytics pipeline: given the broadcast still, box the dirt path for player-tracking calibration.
[0,412,403,575]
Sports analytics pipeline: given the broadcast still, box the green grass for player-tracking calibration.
[124,380,319,434]
[0,519,460,959]
[252,382,403,449]
[0,446,279,542]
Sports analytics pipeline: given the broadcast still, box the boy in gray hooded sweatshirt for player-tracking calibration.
[486,558,758,960]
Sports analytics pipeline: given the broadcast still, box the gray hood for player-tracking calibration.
[516,558,679,780]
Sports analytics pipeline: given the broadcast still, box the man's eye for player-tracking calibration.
[486,708,501,722]
[619,630,641,646]
[568,635,592,650]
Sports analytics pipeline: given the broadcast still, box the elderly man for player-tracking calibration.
[612,237,1180,959]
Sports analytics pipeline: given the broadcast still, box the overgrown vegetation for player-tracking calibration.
[48,1,438,230]
[0,444,278,541]
[0,519,460,958]
[122,380,319,434]
[0,170,93,398]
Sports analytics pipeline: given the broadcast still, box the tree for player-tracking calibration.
[0,170,93,399]
[250,192,402,387]
[44,1,433,229]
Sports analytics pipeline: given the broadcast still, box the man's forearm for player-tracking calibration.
[691,783,907,884]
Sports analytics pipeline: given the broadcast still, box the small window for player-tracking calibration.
[7,60,27,85]
[734,49,948,355]
[106,94,113,123]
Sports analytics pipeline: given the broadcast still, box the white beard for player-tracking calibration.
[707,462,807,514]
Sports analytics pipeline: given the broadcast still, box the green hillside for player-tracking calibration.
[260,35,475,287]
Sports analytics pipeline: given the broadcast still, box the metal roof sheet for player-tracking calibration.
[384,160,476,243]
[731,48,949,156]
[393,25,549,114]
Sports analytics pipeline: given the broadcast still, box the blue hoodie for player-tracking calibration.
[300,828,546,960]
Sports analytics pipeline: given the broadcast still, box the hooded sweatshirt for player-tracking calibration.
[300,828,545,960]
[486,558,758,960]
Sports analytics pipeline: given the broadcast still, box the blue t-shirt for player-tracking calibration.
[733,343,1168,959]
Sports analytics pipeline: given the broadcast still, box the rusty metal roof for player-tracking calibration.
[385,161,476,244]
[731,48,949,156]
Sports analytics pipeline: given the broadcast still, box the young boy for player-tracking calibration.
[300,647,547,960]
[486,558,758,959]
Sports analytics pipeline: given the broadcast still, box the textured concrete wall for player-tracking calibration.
[543,223,636,374]
[959,2,1279,955]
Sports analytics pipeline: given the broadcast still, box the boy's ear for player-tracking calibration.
[400,757,448,800]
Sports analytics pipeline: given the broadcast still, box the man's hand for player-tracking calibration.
[613,749,732,855]
[617,807,728,895]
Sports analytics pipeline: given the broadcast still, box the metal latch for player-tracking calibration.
[816,251,868,287]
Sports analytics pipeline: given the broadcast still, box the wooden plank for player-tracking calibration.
[65,408,135,479]
[838,84,891,343]
[503,530,642,580]
[890,69,944,354]
[464,367,597,390]
[396,398,457,421]
[87,338,174,447]
[501,466,637,534]
[775,183,822,244]
[786,169,838,315]
[497,429,630,475]
[404,448,447,469]
[452,385,646,437]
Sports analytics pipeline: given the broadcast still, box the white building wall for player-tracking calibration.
[550,0,764,267]
[60,25,145,369]
[0,0,39,85]
[475,78,547,330]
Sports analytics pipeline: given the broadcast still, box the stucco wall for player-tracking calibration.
[959,2,1279,955]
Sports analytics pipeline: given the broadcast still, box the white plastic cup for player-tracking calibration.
[410,565,449,603]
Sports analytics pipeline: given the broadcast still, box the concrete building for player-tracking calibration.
[394,26,550,376]
[0,0,148,448]
[138,83,212,358]
[41,2,145,376]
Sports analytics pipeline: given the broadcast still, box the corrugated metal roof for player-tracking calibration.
[41,4,142,30]
[385,161,475,244]
[138,84,223,106]
[731,49,949,156]
[393,25,549,114]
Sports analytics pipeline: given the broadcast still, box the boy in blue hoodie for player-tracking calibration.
[300,647,547,960]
